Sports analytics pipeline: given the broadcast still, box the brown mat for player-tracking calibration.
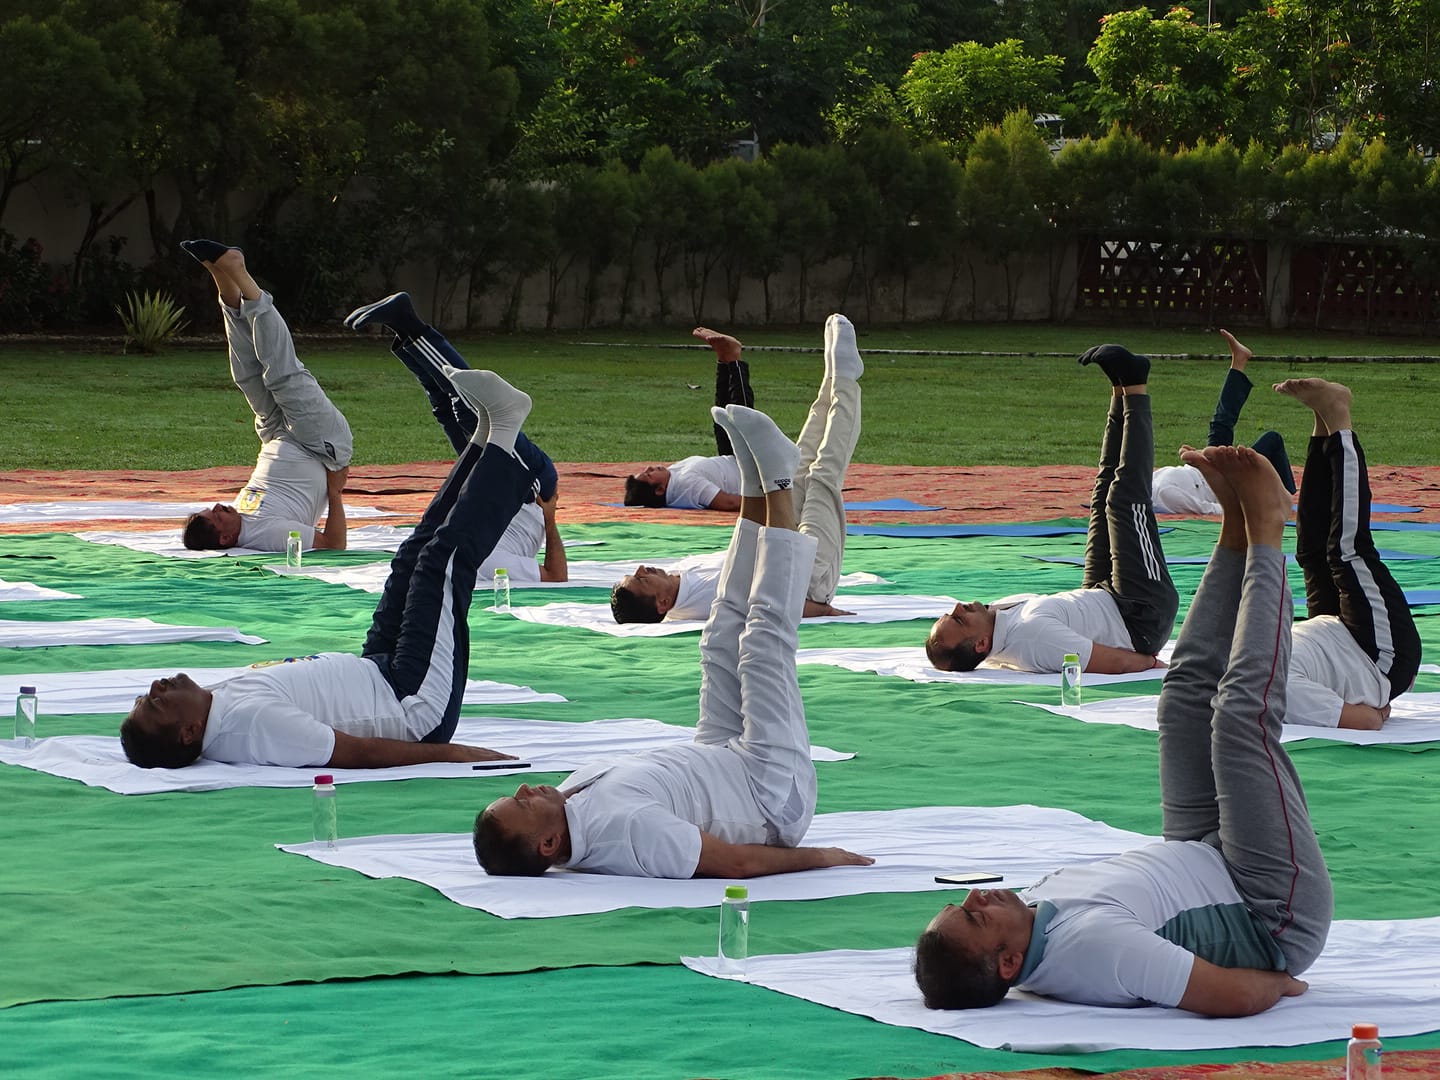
[907,1046,1439,1078]
[1,462,1437,533]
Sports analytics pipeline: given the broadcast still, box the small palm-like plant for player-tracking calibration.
[116,290,189,353]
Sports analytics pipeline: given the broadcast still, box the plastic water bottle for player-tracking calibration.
[717,884,749,979]
[14,685,37,746]
[493,567,511,612]
[1060,653,1083,708]
[312,774,338,849]
[286,530,303,568]
[1346,1022,1382,1080]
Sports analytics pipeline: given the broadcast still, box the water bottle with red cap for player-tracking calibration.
[312,774,338,848]
[1346,1022,1381,1079]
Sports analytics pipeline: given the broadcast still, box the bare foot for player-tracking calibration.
[1203,445,1290,548]
[1274,377,1353,434]
[693,326,742,363]
[1180,444,1239,511]
[1218,328,1252,371]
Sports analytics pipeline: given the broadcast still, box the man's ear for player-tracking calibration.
[974,634,991,657]
[178,717,205,746]
[655,593,673,616]
[537,828,564,858]
[997,945,1025,983]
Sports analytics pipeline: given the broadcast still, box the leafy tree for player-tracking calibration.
[899,40,1063,147]
[1084,7,1235,150]
[703,158,777,324]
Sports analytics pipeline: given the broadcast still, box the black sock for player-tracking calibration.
[180,239,232,264]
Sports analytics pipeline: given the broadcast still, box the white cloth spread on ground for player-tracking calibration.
[1016,692,1440,746]
[683,916,1440,1053]
[796,644,1176,687]
[0,717,847,795]
[265,548,627,593]
[76,523,412,559]
[0,578,81,602]
[0,666,565,716]
[0,617,266,648]
[507,593,957,637]
[276,804,1155,919]
[0,500,391,523]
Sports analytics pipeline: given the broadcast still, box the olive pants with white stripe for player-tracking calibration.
[1082,393,1179,654]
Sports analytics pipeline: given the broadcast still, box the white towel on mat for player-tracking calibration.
[684,916,1440,1052]
[797,644,1176,687]
[507,592,952,637]
[0,579,80,602]
[0,667,564,716]
[75,523,411,559]
[0,716,845,795]
[0,617,266,648]
[1017,691,1440,746]
[276,805,1155,919]
[0,500,392,523]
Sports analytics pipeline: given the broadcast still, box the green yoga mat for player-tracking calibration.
[2,522,1438,1079]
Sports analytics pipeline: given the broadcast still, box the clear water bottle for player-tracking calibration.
[1346,1022,1382,1080]
[717,884,749,979]
[312,773,338,849]
[493,567,511,612]
[14,685,37,746]
[1061,653,1083,708]
[286,530,303,568]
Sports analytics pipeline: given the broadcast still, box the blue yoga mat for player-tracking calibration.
[1292,502,1422,514]
[1285,519,1440,532]
[843,498,942,512]
[1295,589,1440,609]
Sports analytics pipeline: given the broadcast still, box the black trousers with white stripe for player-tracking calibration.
[1083,393,1179,654]
[1295,432,1421,700]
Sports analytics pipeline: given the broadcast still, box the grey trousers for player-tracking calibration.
[1083,394,1178,653]
[792,375,861,605]
[1157,544,1333,974]
[222,292,353,469]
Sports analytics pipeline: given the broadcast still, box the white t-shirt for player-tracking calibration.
[478,502,544,585]
[1017,840,1285,1008]
[665,455,742,510]
[664,553,726,622]
[1287,615,1390,727]
[987,589,1134,672]
[234,440,329,551]
[200,653,427,767]
[1152,465,1222,516]
[559,743,770,878]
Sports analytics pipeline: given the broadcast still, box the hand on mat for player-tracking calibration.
[1282,975,1309,998]
[814,847,876,868]
[452,744,519,763]
[804,601,854,618]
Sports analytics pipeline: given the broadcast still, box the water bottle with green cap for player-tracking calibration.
[717,884,749,979]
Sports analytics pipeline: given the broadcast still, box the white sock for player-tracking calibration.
[826,313,863,382]
[445,368,531,454]
[725,405,799,494]
[712,406,763,497]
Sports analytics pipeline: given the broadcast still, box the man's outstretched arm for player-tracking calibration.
[538,490,568,582]
[693,832,874,878]
[312,466,349,550]
[706,491,742,513]
[1086,642,1165,674]
[326,730,514,769]
[1178,957,1308,1017]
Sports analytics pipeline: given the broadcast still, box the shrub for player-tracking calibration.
[116,289,188,352]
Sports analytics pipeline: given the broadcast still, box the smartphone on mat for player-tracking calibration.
[933,871,1004,885]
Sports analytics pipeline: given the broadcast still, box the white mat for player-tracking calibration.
[0,617,266,648]
[0,578,80,602]
[0,716,847,795]
[276,804,1155,919]
[0,666,565,716]
[0,499,392,523]
[265,551,654,594]
[75,523,414,559]
[684,916,1440,1052]
[507,592,952,637]
[1017,692,1440,746]
[797,643,1176,687]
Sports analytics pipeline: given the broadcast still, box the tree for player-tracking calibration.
[1084,6,1236,150]
[899,40,1064,147]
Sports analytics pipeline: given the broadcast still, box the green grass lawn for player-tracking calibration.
[3,323,1437,470]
